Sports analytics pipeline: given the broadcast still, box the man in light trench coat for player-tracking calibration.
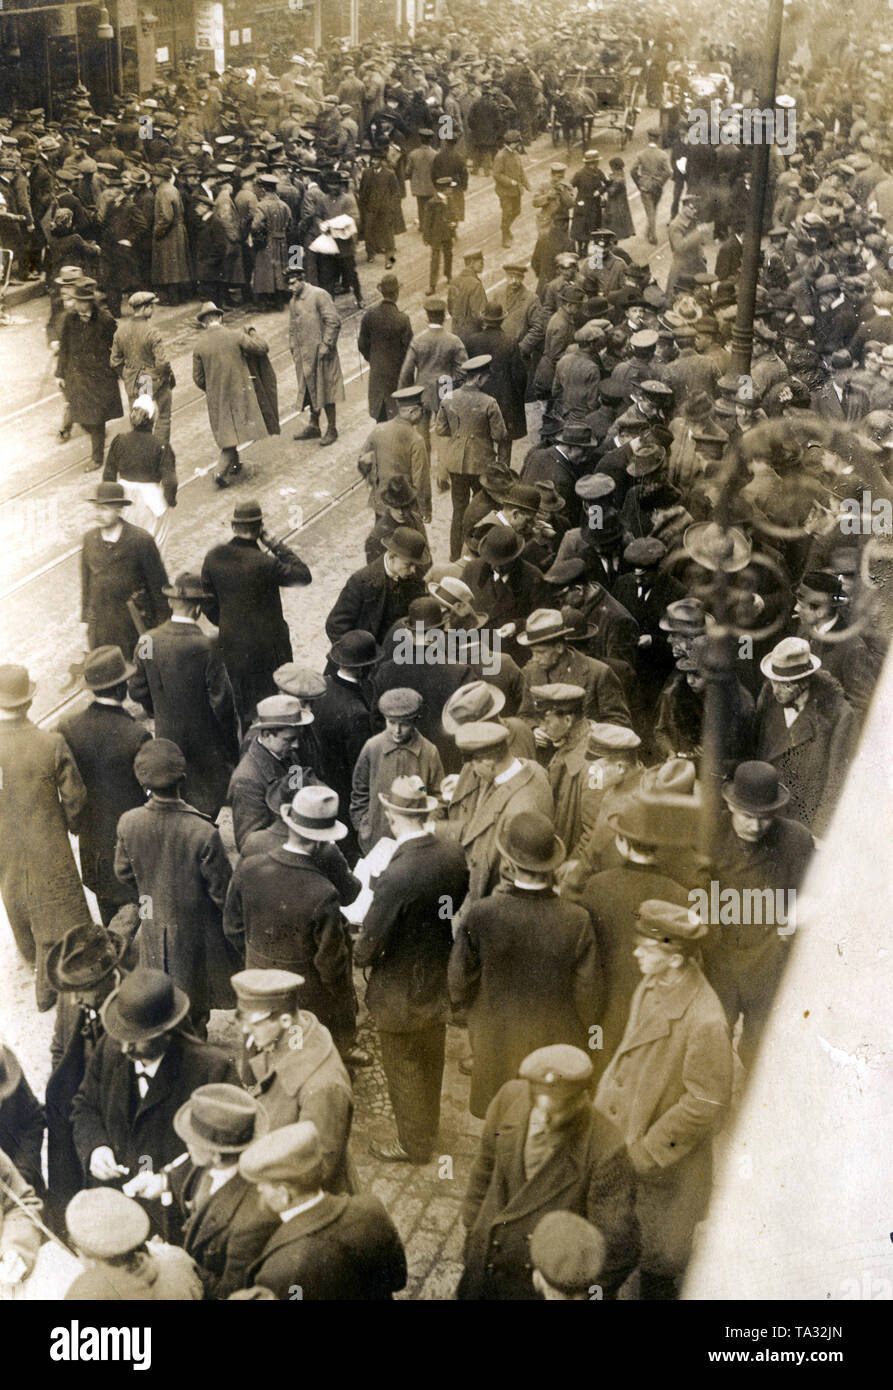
[288,261,345,448]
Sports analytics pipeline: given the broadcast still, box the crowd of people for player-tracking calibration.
[0,0,891,1304]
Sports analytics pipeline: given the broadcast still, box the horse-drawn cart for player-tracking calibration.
[550,61,643,150]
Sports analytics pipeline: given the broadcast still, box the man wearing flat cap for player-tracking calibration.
[58,645,150,927]
[459,1043,639,1300]
[224,786,360,1063]
[128,573,239,819]
[109,291,175,444]
[70,968,235,1236]
[355,775,469,1163]
[64,1187,202,1300]
[201,499,311,726]
[531,1210,607,1299]
[350,689,443,853]
[115,738,237,1029]
[239,1121,407,1299]
[595,901,733,1299]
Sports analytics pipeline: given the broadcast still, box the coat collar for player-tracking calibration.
[496,1102,592,1223]
[259,1192,348,1253]
[759,691,819,761]
[614,964,704,1055]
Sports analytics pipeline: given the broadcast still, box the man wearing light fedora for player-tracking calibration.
[124,1082,278,1299]
[0,664,90,1012]
[449,811,600,1119]
[81,480,170,655]
[326,526,428,647]
[115,739,238,1030]
[58,645,150,926]
[355,775,469,1163]
[70,968,235,1235]
[703,762,814,1068]
[228,694,315,853]
[517,608,631,731]
[755,636,857,836]
[201,499,311,727]
[129,572,239,820]
[224,785,360,1063]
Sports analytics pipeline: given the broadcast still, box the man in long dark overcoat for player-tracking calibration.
[128,572,239,819]
[80,482,170,654]
[357,274,413,420]
[56,285,124,469]
[325,527,428,646]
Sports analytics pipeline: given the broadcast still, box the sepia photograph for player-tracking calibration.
[0,0,888,1354]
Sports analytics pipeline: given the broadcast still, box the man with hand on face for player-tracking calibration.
[228,695,313,853]
[517,608,631,728]
[70,968,235,1236]
[350,689,443,854]
[238,1121,407,1300]
[57,282,124,471]
[458,1044,639,1300]
[595,901,733,1300]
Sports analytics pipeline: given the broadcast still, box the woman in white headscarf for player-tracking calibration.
[102,394,177,558]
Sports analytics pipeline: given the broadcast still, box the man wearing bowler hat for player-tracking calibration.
[81,480,170,655]
[595,901,733,1299]
[703,762,814,1067]
[230,969,357,1191]
[240,1121,407,1299]
[357,274,414,421]
[449,812,600,1119]
[228,694,315,853]
[355,775,469,1162]
[192,301,271,485]
[115,739,237,1030]
[223,785,360,1063]
[56,282,124,470]
[364,474,429,565]
[459,1043,639,1300]
[754,636,857,836]
[201,499,311,727]
[0,665,90,1012]
[326,527,428,647]
[464,524,550,635]
[58,645,150,926]
[70,968,235,1234]
[128,572,239,820]
[125,1082,278,1298]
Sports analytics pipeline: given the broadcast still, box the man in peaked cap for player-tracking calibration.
[355,775,469,1163]
[224,785,362,1066]
[492,129,530,247]
[349,691,443,854]
[530,1210,607,1298]
[239,1121,407,1300]
[115,740,237,1032]
[458,1043,639,1300]
[128,573,239,820]
[595,901,733,1299]
[70,968,236,1239]
[64,1187,202,1301]
[201,500,311,727]
[57,646,150,927]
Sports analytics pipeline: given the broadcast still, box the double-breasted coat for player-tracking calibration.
[0,717,90,1005]
[434,382,507,477]
[114,797,238,1015]
[80,518,170,654]
[458,1082,640,1300]
[57,701,150,910]
[595,963,734,1277]
[151,179,190,285]
[357,300,414,419]
[288,282,345,413]
[247,1192,407,1300]
[754,670,857,836]
[192,323,270,450]
[444,758,553,902]
[57,304,124,429]
[325,556,426,646]
[128,618,239,819]
[251,192,291,295]
[170,1163,278,1300]
[449,884,601,1117]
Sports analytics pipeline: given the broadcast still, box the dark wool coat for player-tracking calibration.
[595,964,733,1277]
[463,555,549,631]
[57,305,124,427]
[151,179,190,284]
[458,1082,640,1300]
[357,300,414,419]
[465,327,528,439]
[223,847,356,1045]
[310,675,374,830]
[755,670,858,836]
[449,885,602,1117]
[355,833,469,1032]
[325,556,426,645]
[128,619,239,819]
[80,519,170,654]
[247,1192,407,1300]
[357,165,403,254]
[47,997,107,1209]
[170,1164,278,1300]
[70,1032,235,1183]
[57,701,150,905]
[192,324,270,449]
[0,1053,46,1196]
[0,718,90,979]
[574,863,690,1080]
[114,798,238,1014]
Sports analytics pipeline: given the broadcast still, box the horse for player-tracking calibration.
[551,87,599,150]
